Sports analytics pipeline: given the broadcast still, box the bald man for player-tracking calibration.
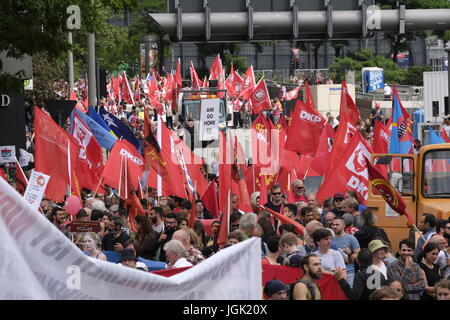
[304,220,339,254]
[172,229,204,265]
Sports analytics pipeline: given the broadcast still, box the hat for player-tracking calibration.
[288,254,303,268]
[119,249,138,262]
[333,193,345,200]
[375,102,381,108]
[264,279,287,297]
[368,240,388,253]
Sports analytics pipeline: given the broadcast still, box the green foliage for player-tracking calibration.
[329,49,406,84]
[223,54,247,74]
[405,65,433,86]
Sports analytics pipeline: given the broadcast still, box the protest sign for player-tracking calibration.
[199,99,220,141]
[0,145,16,164]
[22,170,50,210]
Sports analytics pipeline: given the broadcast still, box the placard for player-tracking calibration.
[0,145,16,164]
[199,98,220,141]
[386,203,399,218]
[69,221,101,233]
[23,170,50,210]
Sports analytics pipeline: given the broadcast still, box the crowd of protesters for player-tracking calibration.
[7,72,450,301]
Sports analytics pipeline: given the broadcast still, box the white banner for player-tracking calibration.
[0,177,262,300]
[0,145,16,164]
[22,171,50,210]
[199,99,220,141]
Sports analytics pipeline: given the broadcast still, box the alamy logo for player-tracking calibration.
[67,5,81,30]
[366,5,381,31]
[366,266,382,290]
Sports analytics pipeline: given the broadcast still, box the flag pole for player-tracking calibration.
[411,222,427,243]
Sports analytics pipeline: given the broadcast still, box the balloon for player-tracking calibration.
[64,196,82,216]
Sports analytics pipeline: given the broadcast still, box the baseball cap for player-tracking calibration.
[264,279,287,298]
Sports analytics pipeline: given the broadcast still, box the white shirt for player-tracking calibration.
[173,258,193,269]
[153,222,165,234]
[371,261,387,279]
[384,85,392,96]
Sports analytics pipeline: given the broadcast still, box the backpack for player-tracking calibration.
[289,279,321,300]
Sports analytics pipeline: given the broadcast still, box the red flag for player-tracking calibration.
[284,86,300,101]
[365,157,415,225]
[190,61,202,89]
[144,112,186,198]
[304,82,316,108]
[317,131,373,205]
[322,114,358,179]
[441,128,450,143]
[259,174,268,205]
[71,111,104,192]
[69,90,86,113]
[372,120,390,154]
[127,191,146,233]
[285,100,326,155]
[102,140,145,194]
[111,74,119,102]
[276,114,289,132]
[15,159,28,195]
[34,107,80,202]
[217,131,232,247]
[0,168,6,181]
[261,205,305,236]
[251,113,277,169]
[239,65,256,100]
[231,134,253,212]
[201,181,220,218]
[209,54,223,81]
[249,79,271,114]
[310,123,335,176]
[339,81,360,125]
[121,71,135,105]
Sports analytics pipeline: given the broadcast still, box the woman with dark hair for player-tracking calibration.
[194,200,214,220]
[354,209,390,249]
[312,228,346,274]
[419,242,442,300]
[335,248,388,300]
[134,215,159,260]
[258,216,276,244]
[193,220,207,251]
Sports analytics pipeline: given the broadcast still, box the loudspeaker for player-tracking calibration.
[99,69,107,98]
[209,79,218,88]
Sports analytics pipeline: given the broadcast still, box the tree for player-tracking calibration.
[0,0,138,93]
[378,0,449,62]
[330,40,350,59]
[329,49,406,84]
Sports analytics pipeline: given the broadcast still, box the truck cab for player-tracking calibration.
[176,88,228,167]
[367,144,450,252]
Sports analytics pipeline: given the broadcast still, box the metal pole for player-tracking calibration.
[96,59,100,104]
[68,32,74,92]
[88,0,97,107]
[446,47,450,115]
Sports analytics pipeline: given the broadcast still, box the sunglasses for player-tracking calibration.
[272,192,282,195]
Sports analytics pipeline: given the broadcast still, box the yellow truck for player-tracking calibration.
[368,143,450,252]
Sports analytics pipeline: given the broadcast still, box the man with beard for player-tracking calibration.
[387,239,426,300]
[158,212,179,262]
[149,206,165,235]
[414,213,437,261]
[433,228,450,279]
[50,206,67,232]
[101,217,131,251]
[290,254,323,300]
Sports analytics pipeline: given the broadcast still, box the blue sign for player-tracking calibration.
[363,69,385,93]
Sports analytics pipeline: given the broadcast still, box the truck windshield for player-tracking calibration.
[422,150,450,197]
